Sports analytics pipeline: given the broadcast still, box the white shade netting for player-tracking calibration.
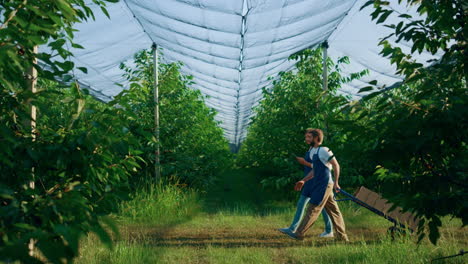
[40,0,443,145]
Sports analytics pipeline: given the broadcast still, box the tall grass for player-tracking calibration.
[116,183,202,227]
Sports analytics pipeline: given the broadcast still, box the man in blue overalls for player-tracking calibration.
[281,128,349,241]
[278,128,334,237]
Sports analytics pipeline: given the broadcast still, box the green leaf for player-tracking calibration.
[100,6,110,19]
[91,223,113,249]
[428,217,441,245]
[377,10,392,24]
[360,1,375,11]
[55,0,76,19]
[71,43,85,49]
[77,67,88,74]
[358,86,374,93]
[398,14,412,19]
[13,223,36,230]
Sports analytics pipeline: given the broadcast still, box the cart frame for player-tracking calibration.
[336,189,413,232]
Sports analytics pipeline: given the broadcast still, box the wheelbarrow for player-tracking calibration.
[336,186,420,236]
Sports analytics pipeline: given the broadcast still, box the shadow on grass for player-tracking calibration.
[122,224,391,250]
[148,240,381,249]
[201,169,294,216]
[126,231,383,249]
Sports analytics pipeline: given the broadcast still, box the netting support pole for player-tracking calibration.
[322,41,329,91]
[321,41,330,133]
[25,45,38,257]
[152,43,161,183]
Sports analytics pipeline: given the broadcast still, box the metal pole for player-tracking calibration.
[152,43,161,183]
[322,41,328,91]
[23,46,38,145]
[28,46,37,187]
[27,45,38,257]
[321,41,330,133]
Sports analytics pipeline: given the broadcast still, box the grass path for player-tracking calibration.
[77,170,467,263]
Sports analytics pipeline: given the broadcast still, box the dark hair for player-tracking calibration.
[306,128,324,144]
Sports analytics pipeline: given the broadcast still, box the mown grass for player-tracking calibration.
[76,170,467,264]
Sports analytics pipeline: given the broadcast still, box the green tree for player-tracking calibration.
[238,0,467,244]
[237,48,368,194]
[356,0,467,244]
[117,49,232,187]
[0,1,134,263]
[1,3,232,262]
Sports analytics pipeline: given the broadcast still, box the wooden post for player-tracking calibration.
[152,43,161,183]
[322,41,328,91]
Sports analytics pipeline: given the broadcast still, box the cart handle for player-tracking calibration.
[333,188,352,202]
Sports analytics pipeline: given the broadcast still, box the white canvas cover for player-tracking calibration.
[40,0,442,144]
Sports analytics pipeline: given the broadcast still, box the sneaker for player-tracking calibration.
[280,229,304,241]
[319,231,334,238]
[277,228,291,234]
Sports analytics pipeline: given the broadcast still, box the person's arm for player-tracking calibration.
[329,157,341,192]
[294,169,314,191]
[296,157,312,168]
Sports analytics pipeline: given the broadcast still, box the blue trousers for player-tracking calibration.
[289,194,333,233]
